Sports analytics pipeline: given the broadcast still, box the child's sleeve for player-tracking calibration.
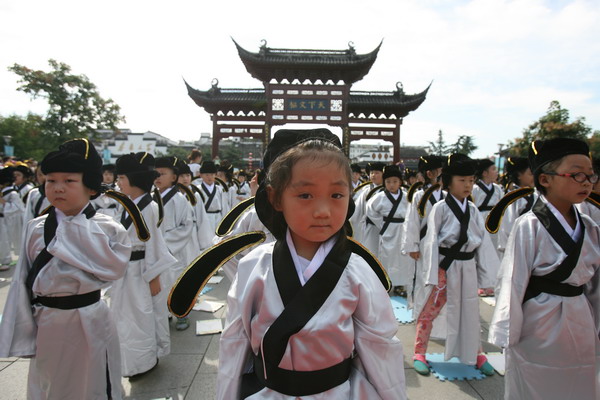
[583,222,600,337]
[474,210,500,289]
[353,263,407,400]
[365,194,384,231]
[0,220,37,357]
[141,206,178,283]
[3,192,25,217]
[163,200,194,256]
[488,220,534,348]
[421,203,443,286]
[400,194,421,254]
[48,213,131,282]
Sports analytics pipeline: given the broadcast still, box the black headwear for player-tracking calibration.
[382,165,403,180]
[200,161,218,174]
[442,153,476,176]
[476,158,495,176]
[366,162,385,173]
[174,158,192,176]
[528,138,590,174]
[155,156,179,175]
[101,164,116,174]
[418,155,443,173]
[350,163,362,174]
[0,166,15,185]
[504,156,530,181]
[116,152,158,192]
[41,138,103,196]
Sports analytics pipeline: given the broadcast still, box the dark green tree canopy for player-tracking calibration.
[428,130,478,156]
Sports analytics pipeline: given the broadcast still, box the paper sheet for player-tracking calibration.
[193,300,225,313]
[196,319,223,335]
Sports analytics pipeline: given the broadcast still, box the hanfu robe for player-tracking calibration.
[235,181,252,204]
[23,186,51,225]
[496,189,538,256]
[472,181,504,258]
[1,186,24,262]
[10,182,34,255]
[419,196,499,364]
[190,188,213,253]
[577,198,600,226]
[0,204,131,400]
[366,189,413,287]
[348,183,373,243]
[158,186,193,288]
[91,189,121,219]
[489,196,600,400]
[217,235,406,400]
[111,194,177,376]
[199,181,227,241]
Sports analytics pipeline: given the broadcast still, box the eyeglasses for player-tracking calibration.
[544,172,599,184]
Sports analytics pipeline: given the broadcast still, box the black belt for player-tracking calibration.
[107,204,118,209]
[438,247,475,270]
[366,217,374,225]
[206,210,221,214]
[130,250,145,261]
[246,351,353,398]
[383,217,405,223]
[32,290,101,310]
[524,276,583,301]
[478,205,494,212]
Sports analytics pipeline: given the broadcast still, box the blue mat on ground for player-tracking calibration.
[426,353,486,381]
[200,286,213,295]
[390,296,414,324]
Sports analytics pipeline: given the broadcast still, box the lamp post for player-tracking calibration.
[3,136,14,158]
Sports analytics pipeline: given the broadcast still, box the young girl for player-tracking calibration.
[198,160,227,240]
[413,154,498,376]
[489,138,600,400]
[217,129,406,400]
[112,152,177,377]
[366,165,412,296]
[235,169,252,204]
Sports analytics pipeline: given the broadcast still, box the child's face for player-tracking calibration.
[352,171,361,182]
[201,173,215,185]
[238,175,246,183]
[448,175,475,201]
[517,168,534,188]
[384,177,402,193]
[154,168,177,192]
[482,165,498,183]
[408,176,417,185]
[370,170,383,185]
[271,158,349,255]
[426,168,442,183]
[36,168,45,185]
[102,170,115,184]
[45,172,95,216]
[217,171,227,181]
[13,171,25,186]
[540,154,594,204]
[178,173,192,186]
[117,175,134,197]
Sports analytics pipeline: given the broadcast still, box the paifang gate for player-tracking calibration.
[185,39,431,164]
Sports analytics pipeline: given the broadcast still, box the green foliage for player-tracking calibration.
[218,145,244,168]
[428,130,477,156]
[0,114,49,160]
[427,130,451,156]
[507,100,594,156]
[450,135,478,156]
[164,146,189,160]
[8,59,125,155]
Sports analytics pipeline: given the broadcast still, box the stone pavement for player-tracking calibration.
[0,263,504,399]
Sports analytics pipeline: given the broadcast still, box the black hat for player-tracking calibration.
[254,128,351,240]
[529,138,590,174]
[366,162,385,173]
[237,169,248,178]
[175,159,192,176]
[101,164,116,174]
[405,168,417,179]
[41,138,103,195]
[12,161,32,177]
[0,166,15,185]
[383,165,403,180]
[504,156,529,177]
[116,152,158,192]
[155,156,179,174]
[418,155,443,173]
[476,158,495,176]
[200,161,218,174]
[442,154,476,176]
[350,163,362,174]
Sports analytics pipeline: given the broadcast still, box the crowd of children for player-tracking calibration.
[0,132,598,399]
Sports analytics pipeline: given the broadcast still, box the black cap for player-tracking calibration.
[0,166,15,185]
[350,163,362,174]
[200,161,218,174]
[101,164,116,174]
[12,161,32,177]
[175,158,192,176]
[41,138,103,194]
[476,158,495,176]
[505,156,530,178]
[116,152,158,192]
[155,156,179,174]
[529,138,590,173]
[418,155,443,173]
[382,165,403,180]
[442,154,476,176]
[366,162,386,173]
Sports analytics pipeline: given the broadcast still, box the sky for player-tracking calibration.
[1,0,599,158]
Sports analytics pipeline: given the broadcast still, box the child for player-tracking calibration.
[576,156,600,222]
[413,154,498,376]
[489,138,600,399]
[92,164,120,218]
[154,156,194,331]
[0,167,24,270]
[217,129,406,399]
[0,138,131,399]
[217,163,237,212]
[198,160,227,241]
[111,152,177,378]
[235,169,252,204]
[23,168,51,225]
[12,161,35,198]
[350,163,363,191]
[366,165,413,296]
[351,162,385,249]
[8,162,31,254]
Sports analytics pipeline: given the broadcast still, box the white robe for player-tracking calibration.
[1,187,24,263]
[0,207,131,400]
[217,241,406,400]
[23,188,51,225]
[111,199,177,376]
[496,190,539,256]
[91,192,120,219]
[419,199,499,364]
[198,181,227,241]
[366,190,413,287]
[489,202,600,400]
[349,183,373,243]
[234,181,252,205]
[577,199,600,226]
[472,181,504,262]
[190,190,213,252]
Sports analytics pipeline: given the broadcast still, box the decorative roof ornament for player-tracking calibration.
[396,81,404,94]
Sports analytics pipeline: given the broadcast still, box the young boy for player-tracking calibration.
[413,154,498,376]
[0,138,132,399]
[350,163,363,191]
[0,167,23,270]
[198,160,227,241]
[23,169,51,225]
[92,164,120,218]
[576,156,600,222]
[154,156,193,331]
[8,162,31,254]
[234,169,251,204]
[366,165,412,296]
[351,162,385,249]
[112,152,177,377]
[489,138,600,399]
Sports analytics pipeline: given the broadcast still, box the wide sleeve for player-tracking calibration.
[0,220,37,357]
[583,222,600,337]
[474,210,500,289]
[401,193,421,254]
[22,189,38,224]
[488,220,534,348]
[365,194,384,231]
[3,192,25,217]
[47,214,131,282]
[194,194,213,250]
[141,205,177,282]
[163,199,194,255]
[421,203,443,286]
[352,260,407,400]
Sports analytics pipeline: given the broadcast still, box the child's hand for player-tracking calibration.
[250,173,259,196]
[149,276,161,296]
[409,251,420,260]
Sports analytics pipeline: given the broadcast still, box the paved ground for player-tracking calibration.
[0,260,505,399]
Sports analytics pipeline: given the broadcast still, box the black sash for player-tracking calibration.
[190,184,206,203]
[380,190,403,235]
[120,193,152,231]
[523,199,585,303]
[25,204,96,301]
[202,183,217,212]
[519,194,534,216]
[33,186,47,218]
[244,239,353,398]
[476,181,495,211]
[439,196,470,271]
[2,187,17,197]
[420,190,443,240]
[161,186,179,207]
[17,183,29,195]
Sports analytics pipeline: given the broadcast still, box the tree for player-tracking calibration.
[427,130,451,156]
[507,100,593,156]
[8,59,125,154]
[0,114,47,160]
[451,135,478,156]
